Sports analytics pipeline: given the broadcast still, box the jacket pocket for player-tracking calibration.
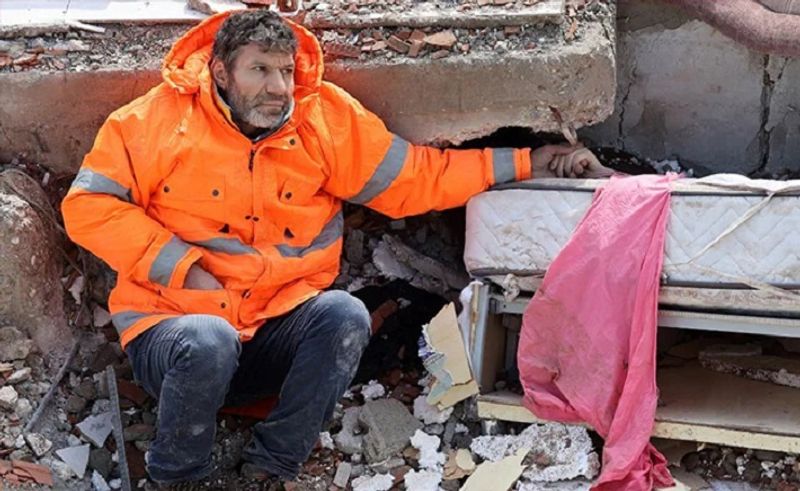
[155,285,232,320]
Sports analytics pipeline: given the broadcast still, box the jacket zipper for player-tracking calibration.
[248,148,255,172]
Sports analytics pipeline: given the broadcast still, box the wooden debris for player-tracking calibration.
[461,448,528,491]
[420,304,480,410]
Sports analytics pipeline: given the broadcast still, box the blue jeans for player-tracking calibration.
[125,291,371,484]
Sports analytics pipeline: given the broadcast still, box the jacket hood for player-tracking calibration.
[161,10,324,97]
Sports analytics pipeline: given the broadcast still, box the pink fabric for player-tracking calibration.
[518,175,676,491]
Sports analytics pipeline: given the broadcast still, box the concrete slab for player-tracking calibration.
[0,3,615,175]
[56,444,90,478]
[583,9,764,175]
[765,57,800,177]
[303,0,564,29]
[76,412,114,448]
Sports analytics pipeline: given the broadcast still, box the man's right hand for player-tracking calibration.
[184,264,223,290]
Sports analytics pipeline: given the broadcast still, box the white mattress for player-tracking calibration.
[464,175,800,289]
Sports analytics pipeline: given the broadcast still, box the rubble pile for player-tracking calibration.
[0,0,611,72]
[0,25,185,73]
[305,0,548,16]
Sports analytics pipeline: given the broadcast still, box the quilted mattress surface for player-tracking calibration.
[464,175,800,288]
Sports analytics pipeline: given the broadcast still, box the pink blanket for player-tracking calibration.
[518,175,676,490]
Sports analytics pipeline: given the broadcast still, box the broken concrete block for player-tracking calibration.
[413,395,453,425]
[6,367,31,384]
[361,380,386,400]
[56,444,90,478]
[334,406,364,455]
[92,306,112,328]
[404,468,443,491]
[15,398,33,419]
[0,385,19,410]
[373,235,470,297]
[471,423,599,482]
[0,326,34,362]
[351,473,394,491]
[319,431,334,450]
[76,412,113,448]
[0,174,70,359]
[333,462,352,488]
[517,479,592,491]
[123,424,155,442]
[700,344,762,358]
[359,399,423,463]
[410,429,446,470]
[91,469,111,491]
[24,433,52,457]
[700,352,800,389]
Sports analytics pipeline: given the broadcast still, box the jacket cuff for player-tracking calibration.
[146,236,203,288]
[516,148,533,180]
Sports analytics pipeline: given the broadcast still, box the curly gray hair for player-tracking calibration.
[212,9,298,70]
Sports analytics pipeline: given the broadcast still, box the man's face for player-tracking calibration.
[216,43,295,130]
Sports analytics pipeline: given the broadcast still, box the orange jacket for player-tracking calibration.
[62,12,532,349]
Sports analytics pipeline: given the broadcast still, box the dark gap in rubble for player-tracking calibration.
[455,126,660,175]
[350,280,446,384]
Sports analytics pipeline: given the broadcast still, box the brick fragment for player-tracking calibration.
[387,36,411,54]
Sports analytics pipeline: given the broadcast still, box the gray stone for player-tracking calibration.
[334,406,364,455]
[123,423,155,442]
[77,412,114,447]
[359,399,423,464]
[424,423,445,435]
[142,411,156,426]
[66,394,88,413]
[0,326,34,362]
[0,385,19,410]
[15,397,33,419]
[46,457,76,481]
[24,432,53,457]
[89,447,114,479]
[93,372,110,399]
[333,462,352,488]
[56,444,91,478]
[75,379,98,400]
[6,367,31,384]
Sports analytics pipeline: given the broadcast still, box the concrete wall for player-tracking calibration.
[581,0,800,176]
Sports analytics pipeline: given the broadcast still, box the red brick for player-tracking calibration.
[386,36,411,54]
[117,379,149,406]
[424,30,457,49]
[13,460,53,486]
[408,40,424,58]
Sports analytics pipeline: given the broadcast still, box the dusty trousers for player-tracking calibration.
[124,290,371,484]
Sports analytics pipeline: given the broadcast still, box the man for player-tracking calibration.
[62,9,611,488]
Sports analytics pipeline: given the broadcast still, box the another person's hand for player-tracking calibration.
[531,144,614,179]
[184,264,223,290]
